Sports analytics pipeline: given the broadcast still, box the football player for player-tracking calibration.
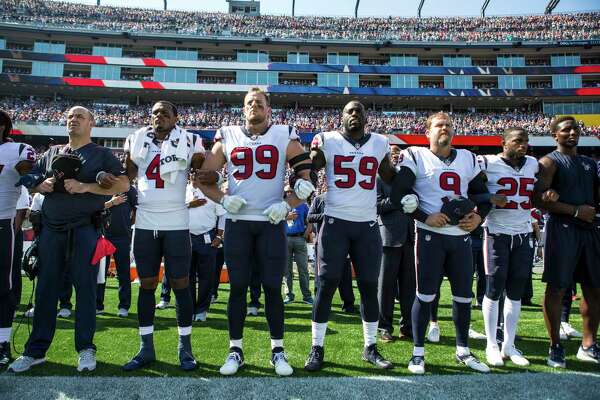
[0,110,35,366]
[478,127,543,367]
[194,87,316,376]
[122,101,205,371]
[534,116,600,368]
[395,112,493,374]
[303,100,418,372]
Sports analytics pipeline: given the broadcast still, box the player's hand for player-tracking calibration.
[220,195,246,214]
[575,205,596,223]
[458,212,482,232]
[211,236,223,248]
[542,189,559,202]
[490,194,508,208]
[111,193,127,206]
[263,201,292,224]
[64,179,89,194]
[304,231,312,242]
[36,177,56,194]
[194,170,219,186]
[187,198,208,208]
[286,210,298,221]
[97,172,119,189]
[400,194,419,213]
[294,178,315,200]
[425,212,450,228]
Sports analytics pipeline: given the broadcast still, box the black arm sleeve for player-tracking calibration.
[468,172,492,219]
[390,166,417,207]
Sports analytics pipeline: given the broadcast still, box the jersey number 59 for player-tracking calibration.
[333,155,378,189]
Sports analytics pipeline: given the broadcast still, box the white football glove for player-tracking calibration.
[220,195,247,214]
[401,194,419,214]
[294,178,315,200]
[310,134,324,150]
[263,201,292,225]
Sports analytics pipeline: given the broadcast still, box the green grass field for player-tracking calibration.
[8,272,599,377]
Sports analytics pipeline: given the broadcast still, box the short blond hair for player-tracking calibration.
[245,87,270,106]
[426,112,452,130]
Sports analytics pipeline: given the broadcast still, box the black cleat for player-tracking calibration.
[547,343,566,368]
[0,342,11,366]
[304,345,324,372]
[362,344,393,369]
[179,349,198,371]
[123,348,156,371]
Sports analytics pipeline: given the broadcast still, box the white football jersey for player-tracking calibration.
[0,142,35,219]
[479,154,538,235]
[400,146,481,236]
[217,125,296,221]
[321,131,389,222]
[124,129,204,230]
[186,183,226,235]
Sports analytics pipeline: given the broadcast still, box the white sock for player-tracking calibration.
[482,296,498,348]
[312,321,327,347]
[503,298,521,350]
[362,320,378,347]
[139,325,154,336]
[230,339,243,350]
[177,326,192,336]
[0,327,11,343]
[271,339,283,350]
[413,346,425,357]
[456,346,470,356]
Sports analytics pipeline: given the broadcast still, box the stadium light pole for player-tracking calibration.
[292,0,295,17]
[163,0,167,10]
[355,0,360,18]
[96,0,100,5]
[418,0,425,18]
[481,0,491,18]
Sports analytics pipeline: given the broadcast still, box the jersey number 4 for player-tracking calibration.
[231,145,279,180]
[496,177,534,210]
[333,155,378,189]
[145,154,165,188]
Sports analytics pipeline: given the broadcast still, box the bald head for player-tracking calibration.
[67,106,94,139]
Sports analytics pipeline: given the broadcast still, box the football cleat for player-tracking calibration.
[0,342,11,366]
[8,356,45,373]
[220,348,244,376]
[304,345,324,372]
[362,344,393,369]
[456,352,490,373]
[501,345,530,367]
[408,355,425,374]
[271,351,294,376]
[486,345,504,367]
[77,349,96,372]
[57,308,71,318]
[155,300,169,310]
[427,324,440,343]
[547,344,566,368]
[576,343,600,364]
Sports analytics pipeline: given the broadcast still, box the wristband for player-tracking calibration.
[96,171,107,184]
[574,207,579,218]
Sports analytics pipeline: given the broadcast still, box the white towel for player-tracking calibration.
[130,126,153,166]
[159,126,190,184]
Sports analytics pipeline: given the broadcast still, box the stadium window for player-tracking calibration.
[390,55,418,67]
[91,65,121,80]
[327,53,359,65]
[551,54,581,67]
[552,74,582,88]
[31,61,63,77]
[34,41,66,54]
[497,56,525,67]
[443,55,472,67]
[287,52,309,64]
[444,75,472,89]
[92,46,122,57]
[498,75,526,89]
[0,39,5,50]
[237,50,268,63]
[392,74,419,88]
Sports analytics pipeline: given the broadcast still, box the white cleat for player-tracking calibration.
[57,308,71,318]
[24,307,35,318]
[456,353,490,373]
[468,328,487,340]
[486,345,505,367]
[427,324,440,343]
[155,300,169,310]
[408,355,425,374]
[271,351,294,376]
[77,349,97,372]
[561,322,583,339]
[194,312,207,322]
[247,306,258,316]
[220,351,244,376]
[8,356,46,373]
[501,345,530,367]
[117,308,129,318]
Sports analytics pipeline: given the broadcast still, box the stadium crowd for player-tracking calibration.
[1,1,599,42]
[2,97,599,136]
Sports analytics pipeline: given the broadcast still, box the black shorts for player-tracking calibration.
[224,219,287,288]
[543,217,600,289]
[0,218,15,295]
[415,228,473,299]
[133,228,191,280]
[484,230,534,300]
[317,216,382,284]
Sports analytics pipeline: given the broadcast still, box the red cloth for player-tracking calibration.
[91,236,116,265]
